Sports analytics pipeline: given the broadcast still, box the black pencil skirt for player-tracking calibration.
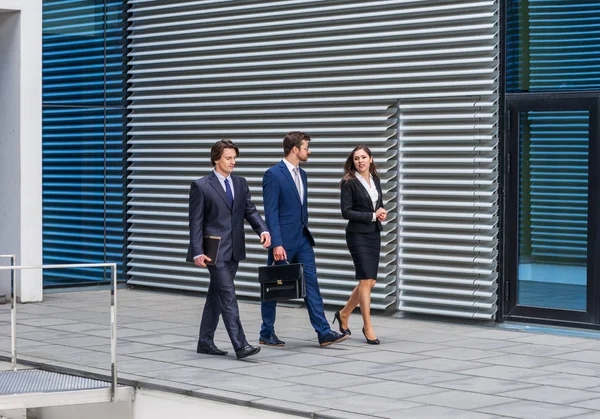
[346,229,381,280]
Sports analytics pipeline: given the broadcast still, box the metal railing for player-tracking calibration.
[0,259,118,401]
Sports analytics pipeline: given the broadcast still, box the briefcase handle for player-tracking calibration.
[271,260,289,265]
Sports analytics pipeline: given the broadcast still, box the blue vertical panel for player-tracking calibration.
[42,0,128,285]
[507,0,600,92]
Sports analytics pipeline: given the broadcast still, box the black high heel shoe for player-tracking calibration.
[362,327,380,345]
[332,310,351,336]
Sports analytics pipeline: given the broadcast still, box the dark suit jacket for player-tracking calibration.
[187,171,267,263]
[263,160,315,249]
[340,176,384,233]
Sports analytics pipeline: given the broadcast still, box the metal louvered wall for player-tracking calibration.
[42,0,128,285]
[127,0,500,317]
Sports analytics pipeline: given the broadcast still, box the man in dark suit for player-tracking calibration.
[260,132,348,347]
[187,139,271,360]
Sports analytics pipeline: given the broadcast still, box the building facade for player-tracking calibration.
[34,0,600,328]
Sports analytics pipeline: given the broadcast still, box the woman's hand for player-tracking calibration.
[376,207,387,221]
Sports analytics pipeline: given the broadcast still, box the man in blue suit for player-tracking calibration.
[187,139,271,359]
[260,132,348,347]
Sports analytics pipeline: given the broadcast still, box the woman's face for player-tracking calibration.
[353,149,372,175]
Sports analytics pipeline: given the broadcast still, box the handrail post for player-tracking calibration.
[110,262,117,402]
[10,255,16,371]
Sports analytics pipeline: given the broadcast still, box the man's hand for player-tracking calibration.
[194,255,212,268]
[260,232,271,248]
[272,245,287,261]
[376,207,387,222]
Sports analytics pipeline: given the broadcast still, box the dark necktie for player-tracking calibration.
[225,178,234,207]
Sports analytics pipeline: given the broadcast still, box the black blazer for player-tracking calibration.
[187,172,267,263]
[340,176,384,233]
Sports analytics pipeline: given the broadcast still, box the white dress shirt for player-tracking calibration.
[356,174,379,222]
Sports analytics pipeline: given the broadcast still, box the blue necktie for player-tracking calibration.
[225,178,234,207]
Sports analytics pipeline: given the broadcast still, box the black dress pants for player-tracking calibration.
[198,260,248,351]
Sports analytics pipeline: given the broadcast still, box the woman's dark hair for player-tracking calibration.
[341,145,378,183]
[210,139,239,166]
[283,131,311,156]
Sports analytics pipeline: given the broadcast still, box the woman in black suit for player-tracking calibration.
[333,145,386,344]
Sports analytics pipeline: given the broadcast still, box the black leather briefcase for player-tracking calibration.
[258,262,306,302]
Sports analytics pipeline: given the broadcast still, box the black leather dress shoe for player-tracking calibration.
[259,333,285,346]
[235,345,261,359]
[318,330,349,347]
[197,343,228,356]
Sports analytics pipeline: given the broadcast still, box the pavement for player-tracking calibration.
[2,288,600,418]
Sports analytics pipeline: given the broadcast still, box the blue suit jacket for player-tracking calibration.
[187,172,267,263]
[263,160,315,250]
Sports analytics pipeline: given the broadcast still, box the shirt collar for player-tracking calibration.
[282,158,298,172]
[213,169,230,182]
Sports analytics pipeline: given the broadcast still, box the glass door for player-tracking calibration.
[504,93,600,324]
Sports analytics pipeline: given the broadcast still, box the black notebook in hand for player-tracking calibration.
[203,235,221,265]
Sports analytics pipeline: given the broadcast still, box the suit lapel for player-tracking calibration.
[208,172,232,210]
[355,177,375,211]
[232,175,243,213]
[279,161,302,205]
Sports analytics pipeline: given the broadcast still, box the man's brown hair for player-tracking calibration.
[283,131,311,156]
[210,139,239,166]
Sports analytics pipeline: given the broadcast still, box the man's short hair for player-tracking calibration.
[210,139,239,166]
[283,131,311,156]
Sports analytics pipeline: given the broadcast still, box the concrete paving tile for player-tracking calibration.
[176,354,261,370]
[406,390,515,410]
[435,376,538,394]
[400,357,488,372]
[373,367,466,385]
[314,393,422,415]
[458,329,526,341]
[19,344,94,358]
[136,366,213,382]
[19,330,87,341]
[248,383,358,405]
[442,336,523,351]
[522,373,600,390]
[190,387,262,403]
[120,320,187,331]
[540,361,600,377]
[44,335,110,348]
[120,333,194,345]
[567,412,600,419]
[342,349,427,364]
[380,340,448,354]
[477,400,590,419]
[573,398,600,411]
[460,365,554,381]
[283,371,383,388]
[496,343,581,357]
[18,317,80,327]
[552,350,600,364]
[116,358,188,373]
[569,341,600,351]
[316,409,381,419]
[227,363,316,379]
[204,373,291,393]
[128,348,201,362]
[346,380,445,399]
[588,387,600,393]
[250,397,328,416]
[396,332,460,344]
[382,405,502,419]
[419,347,505,361]
[499,386,600,405]
[509,334,592,347]
[46,322,107,334]
[479,353,559,368]
[268,352,347,368]
[315,360,408,376]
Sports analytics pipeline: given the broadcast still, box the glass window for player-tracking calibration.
[507,0,600,92]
